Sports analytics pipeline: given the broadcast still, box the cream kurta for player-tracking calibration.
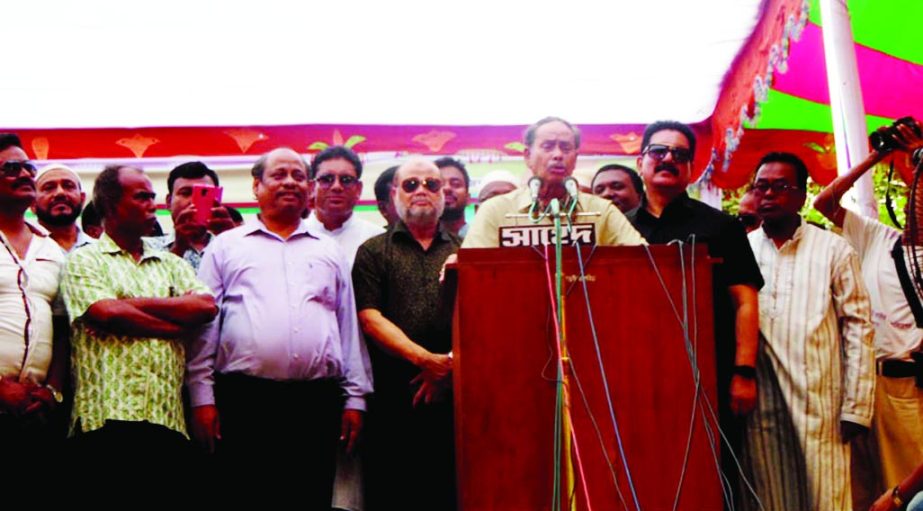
[745,222,875,511]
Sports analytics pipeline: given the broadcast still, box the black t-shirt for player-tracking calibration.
[629,193,764,399]
[352,222,461,402]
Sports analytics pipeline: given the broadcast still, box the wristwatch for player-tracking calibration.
[44,384,64,404]
[891,485,904,509]
[732,365,757,380]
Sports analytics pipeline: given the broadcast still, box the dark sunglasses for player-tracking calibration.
[1,160,37,178]
[400,177,443,194]
[750,181,801,195]
[315,174,358,188]
[737,214,760,229]
[642,144,693,164]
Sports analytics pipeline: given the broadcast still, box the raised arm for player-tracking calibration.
[813,150,884,228]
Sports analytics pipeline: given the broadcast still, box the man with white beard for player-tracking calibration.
[352,159,460,510]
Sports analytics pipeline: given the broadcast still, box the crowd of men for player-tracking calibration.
[1,115,922,510]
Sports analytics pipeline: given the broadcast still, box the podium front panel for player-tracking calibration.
[453,245,723,511]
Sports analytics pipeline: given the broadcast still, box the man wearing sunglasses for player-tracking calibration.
[353,159,460,510]
[0,133,68,477]
[463,116,645,248]
[744,152,874,511]
[307,145,384,265]
[629,121,763,503]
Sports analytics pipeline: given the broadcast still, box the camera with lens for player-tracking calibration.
[869,116,921,154]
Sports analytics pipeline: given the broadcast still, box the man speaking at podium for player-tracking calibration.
[462,117,646,248]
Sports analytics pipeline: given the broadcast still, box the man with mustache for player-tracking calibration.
[0,134,67,476]
[32,164,94,253]
[188,148,372,502]
[628,121,763,504]
[463,116,645,248]
[436,157,471,238]
[353,159,460,510]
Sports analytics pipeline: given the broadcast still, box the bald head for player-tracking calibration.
[252,148,309,180]
[394,158,440,184]
[392,158,444,228]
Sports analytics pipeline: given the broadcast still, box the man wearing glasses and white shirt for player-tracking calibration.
[306,146,384,265]
[0,134,68,476]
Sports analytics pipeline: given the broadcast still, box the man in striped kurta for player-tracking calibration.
[743,152,876,511]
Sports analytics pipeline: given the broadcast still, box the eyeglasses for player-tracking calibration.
[737,214,760,229]
[642,144,693,164]
[315,174,358,188]
[1,160,37,178]
[751,181,801,195]
[400,177,443,194]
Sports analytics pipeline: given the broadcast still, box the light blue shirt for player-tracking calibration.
[186,219,372,410]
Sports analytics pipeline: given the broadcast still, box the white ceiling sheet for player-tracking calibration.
[4,0,762,128]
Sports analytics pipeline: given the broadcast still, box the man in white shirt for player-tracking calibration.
[814,118,923,510]
[306,145,384,265]
[745,152,875,511]
[0,133,67,474]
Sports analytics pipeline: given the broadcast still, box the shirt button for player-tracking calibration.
[293,354,300,359]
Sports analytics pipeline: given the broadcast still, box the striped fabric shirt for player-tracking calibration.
[61,234,212,437]
[744,222,876,511]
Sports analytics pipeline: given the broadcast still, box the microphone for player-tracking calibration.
[564,177,579,201]
[528,176,542,202]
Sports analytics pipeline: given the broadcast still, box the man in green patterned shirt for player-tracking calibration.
[61,165,217,478]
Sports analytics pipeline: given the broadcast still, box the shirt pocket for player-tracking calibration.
[297,260,339,311]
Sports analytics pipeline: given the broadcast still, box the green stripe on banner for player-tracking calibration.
[754,89,895,132]
[808,0,923,65]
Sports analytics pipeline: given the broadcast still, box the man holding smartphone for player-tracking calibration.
[159,161,235,270]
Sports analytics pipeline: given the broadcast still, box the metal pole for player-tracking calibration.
[818,0,878,218]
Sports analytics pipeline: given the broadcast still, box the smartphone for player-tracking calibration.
[191,184,223,224]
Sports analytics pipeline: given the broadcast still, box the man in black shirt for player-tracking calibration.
[628,120,763,502]
[353,159,460,511]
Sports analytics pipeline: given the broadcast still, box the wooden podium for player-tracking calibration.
[452,245,723,511]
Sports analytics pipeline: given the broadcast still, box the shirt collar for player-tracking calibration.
[306,211,355,236]
[390,220,454,243]
[98,233,164,262]
[512,186,586,214]
[638,192,693,220]
[24,220,51,238]
[244,216,320,241]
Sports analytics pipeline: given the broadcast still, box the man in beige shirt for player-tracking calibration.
[463,117,645,248]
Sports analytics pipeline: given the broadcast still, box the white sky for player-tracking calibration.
[5,0,761,128]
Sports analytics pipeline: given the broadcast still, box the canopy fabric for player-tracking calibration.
[729,0,923,187]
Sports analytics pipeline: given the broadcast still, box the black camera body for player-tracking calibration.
[870,116,921,153]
